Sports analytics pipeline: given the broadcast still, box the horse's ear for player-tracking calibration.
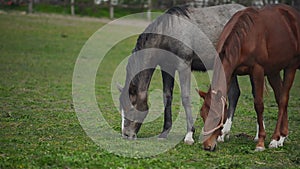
[116,83,123,93]
[196,88,207,99]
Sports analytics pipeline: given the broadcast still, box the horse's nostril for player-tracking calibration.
[122,132,137,140]
[204,145,212,151]
[122,133,129,139]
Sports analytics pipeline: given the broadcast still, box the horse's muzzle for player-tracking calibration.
[203,142,217,151]
[122,132,137,140]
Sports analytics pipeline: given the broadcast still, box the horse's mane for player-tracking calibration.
[166,5,190,19]
[217,7,258,60]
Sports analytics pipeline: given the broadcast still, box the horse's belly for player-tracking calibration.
[235,65,251,75]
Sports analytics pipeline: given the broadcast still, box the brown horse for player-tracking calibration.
[199,4,300,151]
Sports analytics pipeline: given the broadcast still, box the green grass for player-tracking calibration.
[0,12,300,168]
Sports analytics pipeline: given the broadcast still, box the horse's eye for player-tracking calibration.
[129,107,135,112]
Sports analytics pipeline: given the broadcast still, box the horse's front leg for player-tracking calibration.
[218,75,240,142]
[158,70,175,139]
[179,67,195,145]
[250,66,266,151]
[269,68,296,148]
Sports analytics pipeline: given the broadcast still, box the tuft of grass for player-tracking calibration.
[0,12,300,168]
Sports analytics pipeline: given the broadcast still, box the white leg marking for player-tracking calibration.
[254,121,265,142]
[278,136,286,147]
[269,136,287,148]
[218,118,232,142]
[254,123,259,141]
[184,131,194,145]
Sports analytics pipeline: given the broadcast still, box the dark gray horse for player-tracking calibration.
[118,4,245,144]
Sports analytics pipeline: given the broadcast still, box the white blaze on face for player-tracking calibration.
[121,109,125,133]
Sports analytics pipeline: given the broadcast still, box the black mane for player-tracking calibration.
[133,33,153,52]
[166,5,190,18]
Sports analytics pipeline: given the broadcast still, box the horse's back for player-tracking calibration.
[134,4,245,71]
[190,4,245,46]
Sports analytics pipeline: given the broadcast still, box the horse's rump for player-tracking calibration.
[276,5,300,51]
[217,4,300,74]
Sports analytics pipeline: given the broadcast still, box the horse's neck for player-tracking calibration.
[125,54,155,93]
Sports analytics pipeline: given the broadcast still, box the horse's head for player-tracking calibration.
[197,89,228,151]
[118,84,148,140]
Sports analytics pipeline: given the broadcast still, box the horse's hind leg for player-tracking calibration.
[178,67,195,145]
[269,68,296,148]
[218,75,240,142]
[266,73,283,147]
[158,70,175,139]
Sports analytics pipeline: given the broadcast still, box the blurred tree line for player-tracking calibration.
[4,0,300,9]
[1,0,299,17]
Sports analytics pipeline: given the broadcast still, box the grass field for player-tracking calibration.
[0,12,300,168]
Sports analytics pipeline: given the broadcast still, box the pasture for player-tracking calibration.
[0,12,300,168]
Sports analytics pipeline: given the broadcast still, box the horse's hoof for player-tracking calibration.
[158,129,172,139]
[158,134,167,139]
[217,134,229,142]
[278,136,287,147]
[255,146,265,152]
[269,136,286,148]
[269,139,278,148]
[217,135,225,142]
[225,134,230,140]
[184,131,194,145]
[184,139,194,145]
